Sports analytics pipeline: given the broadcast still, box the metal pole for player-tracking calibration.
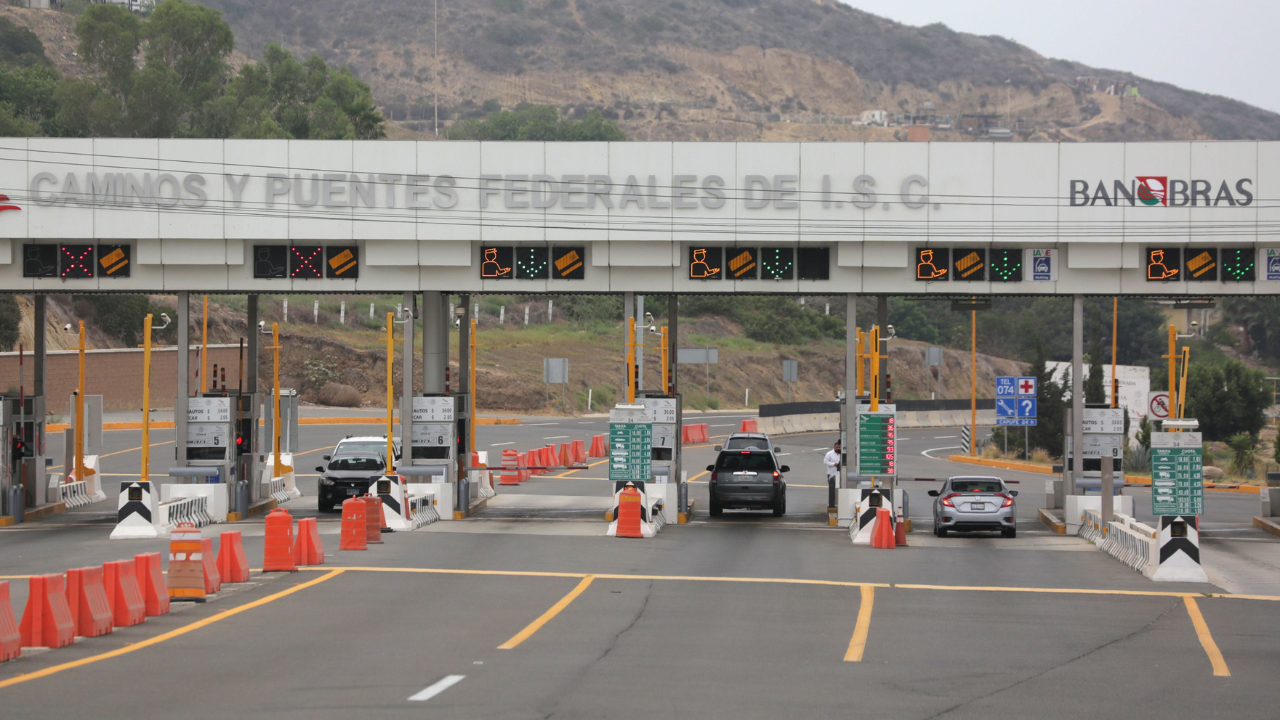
[245,295,259,501]
[870,326,881,412]
[74,322,85,485]
[271,323,283,481]
[1070,295,1085,496]
[1167,324,1178,420]
[469,318,477,454]
[401,293,414,469]
[1111,297,1119,409]
[636,296,644,391]
[623,292,634,398]
[386,312,395,470]
[877,296,888,394]
[970,309,977,456]
[140,314,154,483]
[668,295,678,396]
[176,292,189,471]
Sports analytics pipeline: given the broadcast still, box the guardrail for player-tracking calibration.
[158,495,210,534]
[59,480,91,509]
[407,494,439,528]
[1081,509,1156,577]
[267,477,290,505]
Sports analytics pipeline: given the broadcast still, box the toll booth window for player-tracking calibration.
[1221,248,1255,282]
[726,247,758,279]
[515,247,549,280]
[797,247,829,281]
[952,249,986,281]
[760,247,794,280]
[22,244,57,278]
[1145,247,1181,281]
[989,248,1022,282]
[253,245,287,279]
[98,244,131,278]
[688,246,723,280]
[551,246,585,279]
[1184,248,1218,281]
[60,244,95,279]
[915,248,950,281]
[289,245,324,279]
[480,246,514,279]
[326,245,359,279]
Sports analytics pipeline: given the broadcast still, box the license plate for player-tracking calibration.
[968,503,988,511]
[346,488,360,496]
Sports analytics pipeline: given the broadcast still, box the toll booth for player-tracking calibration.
[838,397,904,527]
[400,393,469,519]
[169,395,238,522]
[3,394,46,519]
[62,393,105,503]
[639,392,682,522]
[259,389,301,503]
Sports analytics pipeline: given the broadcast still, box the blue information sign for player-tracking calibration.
[996,376,1037,426]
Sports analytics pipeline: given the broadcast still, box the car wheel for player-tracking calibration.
[937,525,948,538]
[1002,526,1017,539]
[709,492,723,517]
[772,490,786,517]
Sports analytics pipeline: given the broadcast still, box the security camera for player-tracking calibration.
[160,313,170,324]
[886,324,896,339]
[1190,320,1199,330]
[62,323,72,333]
[258,320,266,329]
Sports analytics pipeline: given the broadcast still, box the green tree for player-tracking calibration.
[126,65,183,138]
[0,295,19,351]
[76,3,142,100]
[1084,334,1106,404]
[141,0,234,106]
[53,79,127,137]
[447,103,625,141]
[1181,359,1270,441]
[74,295,150,348]
[0,17,52,67]
[1028,343,1068,456]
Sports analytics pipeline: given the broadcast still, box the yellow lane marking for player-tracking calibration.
[0,569,345,689]
[687,470,709,483]
[498,575,595,650]
[1184,597,1231,677]
[551,458,608,478]
[844,586,875,662]
[99,440,174,461]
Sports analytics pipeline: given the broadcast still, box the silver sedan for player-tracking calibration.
[928,476,1019,538]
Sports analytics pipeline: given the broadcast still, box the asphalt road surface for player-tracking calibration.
[3,413,1278,718]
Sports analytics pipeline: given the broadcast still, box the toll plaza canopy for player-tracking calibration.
[0,138,1277,295]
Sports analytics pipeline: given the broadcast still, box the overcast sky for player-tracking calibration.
[843,0,1280,114]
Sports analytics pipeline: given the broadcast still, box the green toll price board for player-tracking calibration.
[856,406,897,477]
[1151,432,1203,516]
[608,404,652,483]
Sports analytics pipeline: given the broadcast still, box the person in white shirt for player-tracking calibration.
[824,441,841,509]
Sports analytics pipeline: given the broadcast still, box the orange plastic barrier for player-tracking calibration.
[529,449,544,476]
[65,566,113,638]
[200,538,223,594]
[557,443,570,468]
[215,531,250,584]
[681,425,693,444]
[167,523,206,601]
[500,449,521,485]
[340,497,368,550]
[616,485,644,539]
[363,496,384,544]
[263,508,298,572]
[588,435,607,458]
[871,508,896,549]
[572,439,587,464]
[104,559,147,626]
[698,424,711,443]
[0,581,19,661]
[294,517,326,566]
[740,419,758,433]
[20,574,76,648]
[135,552,170,616]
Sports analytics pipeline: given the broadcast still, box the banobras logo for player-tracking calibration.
[0,194,19,212]
[1070,176,1253,207]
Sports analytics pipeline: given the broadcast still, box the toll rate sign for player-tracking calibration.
[1151,432,1203,516]
[856,406,896,477]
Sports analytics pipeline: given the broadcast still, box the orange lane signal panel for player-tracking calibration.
[1185,249,1217,281]
[728,248,757,279]
[552,246,586,279]
[326,246,359,278]
[1146,247,1181,281]
[99,245,130,277]
[915,248,950,281]
[689,247,723,280]
[953,249,986,281]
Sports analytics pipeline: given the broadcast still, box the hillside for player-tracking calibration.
[179,0,1279,142]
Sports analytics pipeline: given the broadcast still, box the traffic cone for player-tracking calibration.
[65,567,113,638]
[18,574,74,649]
[339,497,368,551]
[363,496,384,544]
[294,517,325,566]
[103,559,147,626]
[894,513,908,547]
[167,522,207,601]
[135,552,170,616]
[0,581,20,661]
[616,484,644,539]
[572,440,587,464]
[215,532,250,584]
[559,443,572,468]
[500,449,521,485]
[200,538,223,594]
[263,508,298,572]
[588,435,607,458]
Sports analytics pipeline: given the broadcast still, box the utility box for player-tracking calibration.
[639,393,680,484]
[405,394,465,483]
[262,388,299,455]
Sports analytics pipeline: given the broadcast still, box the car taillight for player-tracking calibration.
[772,470,780,483]
[940,493,957,507]
[999,494,1014,508]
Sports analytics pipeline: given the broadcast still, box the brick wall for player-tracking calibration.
[0,345,247,414]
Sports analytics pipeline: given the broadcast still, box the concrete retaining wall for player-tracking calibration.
[758,409,995,435]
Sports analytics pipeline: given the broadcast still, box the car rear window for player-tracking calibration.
[716,453,777,472]
[330,456,383,472]
[949,480,1003,493]
[725,437,769,450]
[340,441,399,458]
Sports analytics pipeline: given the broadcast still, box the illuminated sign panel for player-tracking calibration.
[1184,248,1218,281]
[1145,247,1181,281]
[551,246,585,280]
[480,246,514,279]
[760,247,794,280]
[1221,248,1255,281]
[915,248,950,281]
[289,245,324,279]
[59,244,95,278]
[326,246,359,278]
[727,248,758,279]
[989,248,1022,282]
[952,249,986,281]
[99,245,130,277]
[856,410,896,476]
[22,244,57,278]
[688,247,723,280]
[252,245,287,279]
[515,247,549,280]
[797,247,829,281]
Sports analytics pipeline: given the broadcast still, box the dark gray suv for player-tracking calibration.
[706,449,790,517]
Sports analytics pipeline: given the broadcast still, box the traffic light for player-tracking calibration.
[915,248,950,281]
[480,246,514,279]
[688,246,723,280]
[1184,248,1218,281]
[1221,248,1255,282]
[989,248,1023,282]
[1145,247,1181,281]
[252,245,287,278]
[99,244,131,278]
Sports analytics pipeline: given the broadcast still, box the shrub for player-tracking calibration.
[0,295,18,351]
[317,382,363,407]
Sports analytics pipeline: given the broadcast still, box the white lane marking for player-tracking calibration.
[934,436,958,439]
[777,453,792,456]
[578,421,596,424]
[710,424,734,427]
[526,422,560,426]
[409,675,466,702]
[922,446,962,460]
[544,435,569,440]
[490,442,514,447]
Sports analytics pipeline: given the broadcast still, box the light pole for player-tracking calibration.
[260,322,291,481]
[139,313,171,484]
[65,322,87,486]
